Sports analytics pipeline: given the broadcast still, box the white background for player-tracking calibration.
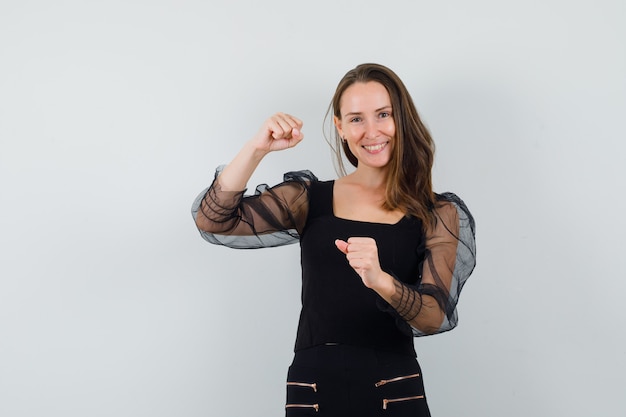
[1,1,625,416]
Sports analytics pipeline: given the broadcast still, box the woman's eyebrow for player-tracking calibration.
[344,105,392,117]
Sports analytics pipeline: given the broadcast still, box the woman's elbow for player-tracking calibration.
[194,213,218,233]
[416,324,441,335]
[412,311,445,335]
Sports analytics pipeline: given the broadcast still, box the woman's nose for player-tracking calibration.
[364,120,378,139]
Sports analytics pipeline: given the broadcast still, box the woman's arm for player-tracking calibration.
[335,195,476,335]
[335,237,450,335]
[194,113,304,233]
[391,201,461,334]
[192,113,313,249]
[211,112,304,193]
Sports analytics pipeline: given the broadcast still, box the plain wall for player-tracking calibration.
[1,1,624,416]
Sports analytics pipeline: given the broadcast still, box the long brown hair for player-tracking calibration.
[325,63,436,225]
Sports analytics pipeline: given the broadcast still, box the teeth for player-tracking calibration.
[364,143,386,151]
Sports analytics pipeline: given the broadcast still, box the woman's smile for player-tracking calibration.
[363,141,389,153]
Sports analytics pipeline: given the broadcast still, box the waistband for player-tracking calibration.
[292,343,415,370]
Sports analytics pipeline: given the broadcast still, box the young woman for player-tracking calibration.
[192,63,476,416]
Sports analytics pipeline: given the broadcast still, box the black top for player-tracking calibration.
[191,168,476,352]
[297,180,425,356]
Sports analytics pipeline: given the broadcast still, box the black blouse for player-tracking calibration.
[295,179,426,355]
[191,167,476,350]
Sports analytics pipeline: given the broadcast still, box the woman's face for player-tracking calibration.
[334,81,396,171]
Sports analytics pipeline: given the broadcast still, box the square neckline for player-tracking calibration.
[329,180,408,226]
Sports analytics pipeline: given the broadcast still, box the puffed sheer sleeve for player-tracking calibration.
[385,192,476,336]
[191,166,317,249]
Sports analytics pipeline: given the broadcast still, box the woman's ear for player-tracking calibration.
[333,115,343,139]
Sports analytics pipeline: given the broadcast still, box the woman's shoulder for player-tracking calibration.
[432,191,476,239]
[282,170,336,194]
[435,192,473,217]
[283,169,319,183]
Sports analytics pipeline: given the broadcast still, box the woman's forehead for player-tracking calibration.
[340,81,391,113]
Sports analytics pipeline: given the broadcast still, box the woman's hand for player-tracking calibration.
[213,113,304,192]
[251,112,304,154]
[335,237,392,291]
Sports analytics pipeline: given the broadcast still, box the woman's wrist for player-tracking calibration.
[242,139,270,161]
[372,271,397,302]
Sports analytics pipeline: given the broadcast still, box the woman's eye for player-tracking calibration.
[379,112,391,118]
[350,117,362,123]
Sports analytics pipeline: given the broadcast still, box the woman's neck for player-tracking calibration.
[345,166,388,190]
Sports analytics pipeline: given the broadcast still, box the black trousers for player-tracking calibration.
[285,344,431,416]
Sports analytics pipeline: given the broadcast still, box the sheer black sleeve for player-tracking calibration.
[383,193,477,336]
[191,166,317,248]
